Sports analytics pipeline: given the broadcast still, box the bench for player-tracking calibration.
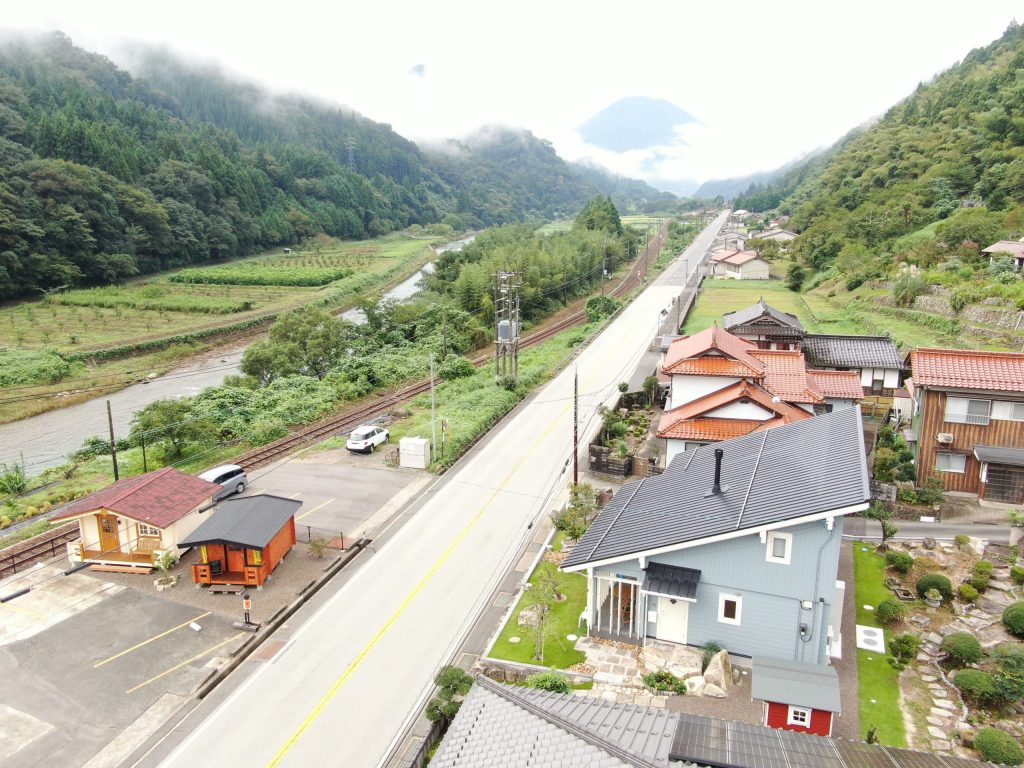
[88,563,153,574]
[208,584,244,595]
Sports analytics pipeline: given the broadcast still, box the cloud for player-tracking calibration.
[407,63,425,78]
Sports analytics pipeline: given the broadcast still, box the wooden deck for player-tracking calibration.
[81,548,155,564]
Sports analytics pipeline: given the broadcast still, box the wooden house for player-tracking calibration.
[50,467,221,573]
[179,495,301,587]
[752,657,841,737]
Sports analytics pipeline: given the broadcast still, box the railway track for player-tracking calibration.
[233,222,669,472]
[0,523,79,578]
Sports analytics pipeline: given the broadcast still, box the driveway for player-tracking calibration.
[833,540,860,740]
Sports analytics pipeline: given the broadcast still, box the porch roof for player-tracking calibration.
[751,657,841,713]
[642,563,700,601]
[975,445,1024,467]
[179,495,301,549]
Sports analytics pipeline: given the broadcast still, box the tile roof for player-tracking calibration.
[751,657,842,713]
[720,251,763,266]
[50,467,220,528]
[982,239,1024,258]
[643,563,701,600]
[658,417,778,442]
[564,408,869,570]
[722,299,804,333]
[662,326,764,378]
[802,334,904,370]
[711,248,740,262]
[178,495,302,549]
[750,350,823,404]
[657,380,810,440]
[809,370,865,400]
[909,348,1024,392]
[432,677,685,768]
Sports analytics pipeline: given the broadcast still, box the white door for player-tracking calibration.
[656,598,689,644]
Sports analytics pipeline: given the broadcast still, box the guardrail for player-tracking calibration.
[0,522,79,577]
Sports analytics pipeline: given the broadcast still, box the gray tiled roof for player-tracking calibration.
[802,334,904,370]
[751,657,842,713]
[643,563,701,600]
[563,408,869,569]
[432,677,688,767]
[178,494,301,549]
[723,300,804,334]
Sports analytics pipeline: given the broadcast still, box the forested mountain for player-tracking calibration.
[696,144,844,208]
[779,22,1024,290]
[0,32,673,300]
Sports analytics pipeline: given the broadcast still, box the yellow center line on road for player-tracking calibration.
[0,602,46,619]
[126,632,245,694]
[94,612,213,669]
[267,396,574,767]
[295,498,335,521]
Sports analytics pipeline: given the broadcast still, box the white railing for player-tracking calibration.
[944,413,990,426]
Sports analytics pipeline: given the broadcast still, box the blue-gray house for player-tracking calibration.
[562,407,869,665]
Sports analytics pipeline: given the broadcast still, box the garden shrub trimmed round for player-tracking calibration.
[960,583,979,603]
[525,672,571,693]
[970,574,991,592]
[876,599,906,626]
[1012,566,1024,586]
[916,573,953,602]
[974,560,994,577]
[941,632,983,667]
[955,669,997,705]
[885,551,914,574]
[975,727,1024,765]
[1004,603,1024,637]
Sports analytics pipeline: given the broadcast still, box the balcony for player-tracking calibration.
[944,413,990,426]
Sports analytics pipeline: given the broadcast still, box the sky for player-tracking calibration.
[4,1,1022,191]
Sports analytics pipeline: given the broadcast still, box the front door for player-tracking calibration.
[987,465,1024,504]
[226,544,246,572]
[656,598,689,645]
[96,514,120,554]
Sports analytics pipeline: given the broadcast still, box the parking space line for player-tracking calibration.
[295,498,335,521]
[94,612,213,668]
[126,632,245,694]
[289,492,302,498]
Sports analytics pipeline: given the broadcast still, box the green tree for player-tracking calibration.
[551,482,598,541]
[863,502,898,550]
[130,398,212,458]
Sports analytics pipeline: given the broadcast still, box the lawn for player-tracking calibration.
[489,560,588,670]
[682,278,823,334]
[852,541,907,747]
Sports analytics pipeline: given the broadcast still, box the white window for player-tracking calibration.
[718,593,742,626]
[944,397,990,425]
[992,401,1024,422]
[787,706,811,727]
[137,523,161,537]
[766,532,793,565]
[935,452,967,473]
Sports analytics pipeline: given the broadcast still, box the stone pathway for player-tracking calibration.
[575,637,644,687]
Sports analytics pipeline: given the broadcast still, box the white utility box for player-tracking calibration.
[399,436,430,469]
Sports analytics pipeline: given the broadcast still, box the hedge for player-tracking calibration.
[885,551,914,574]
[975,728,1024,765]
[955,669,998,705]
[941,632,983,667]
[916,573,953,602]
[1004,602,1024,637]
[876,599,906,626]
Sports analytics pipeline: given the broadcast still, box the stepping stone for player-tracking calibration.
[928,726,948,739]
[932,690,949,698]
[921,674,938,682]
[991,580,1013,592]
[934,699,958,711]
[930,707,953,719]
[926,716,947,727]
[931,740,952,752]
[924,632,943,645]
[910,614,930,628]
[594,672,624,686]
[917,653,931,662]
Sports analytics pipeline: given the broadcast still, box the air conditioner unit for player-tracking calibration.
[936,432,955,444]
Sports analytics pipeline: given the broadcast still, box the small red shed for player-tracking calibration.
[179,495,301,587]
[751,656,841,737]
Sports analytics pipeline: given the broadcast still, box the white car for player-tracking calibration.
[346,424,390,453]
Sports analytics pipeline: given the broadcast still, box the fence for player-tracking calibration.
[588,444,633,476]
[0,523,79,578]
[294,525,348,551]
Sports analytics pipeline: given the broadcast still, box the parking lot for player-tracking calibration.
[0,450,431,768]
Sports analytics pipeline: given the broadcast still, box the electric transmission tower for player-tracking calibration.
[345,137,356,171]
[494,271,521,385]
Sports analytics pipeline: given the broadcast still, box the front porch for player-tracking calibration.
[69,540,158,572]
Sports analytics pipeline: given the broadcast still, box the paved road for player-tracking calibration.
[151,212,730,768]
[845,516,1010,544]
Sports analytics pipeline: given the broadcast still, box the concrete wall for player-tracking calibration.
[710,401,775,420]
[669,375,739,407]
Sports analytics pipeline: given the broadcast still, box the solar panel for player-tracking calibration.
[834,739,900,768]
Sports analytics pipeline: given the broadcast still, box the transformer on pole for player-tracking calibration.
[494,270,521,385]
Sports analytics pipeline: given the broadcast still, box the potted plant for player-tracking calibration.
[925,588,943,608]
[153,550,179,591]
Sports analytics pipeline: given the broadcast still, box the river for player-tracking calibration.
[0,236,474,473]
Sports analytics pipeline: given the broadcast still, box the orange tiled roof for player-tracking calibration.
[662,325,764,377]
[720,250,763,266]
[810,369,864,400]
[658,418,770,441]
[909,348,1024,392]
[750,349,824,404]
[656,381,810,439]
[711,249,740,262]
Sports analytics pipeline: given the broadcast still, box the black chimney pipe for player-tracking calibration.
[712,448,724,495]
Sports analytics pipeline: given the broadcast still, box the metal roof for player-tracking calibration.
[432,677,688,768]
[563,408,869,570]
[723,300,804,334]
[178,495,301,549]
[643,563,701,601]
[974,445,1024,467]
[802,335,904,371]
[750,657,841,713]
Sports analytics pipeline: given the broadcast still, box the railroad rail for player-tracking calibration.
[0,522,79,579]
[233,221,670,472]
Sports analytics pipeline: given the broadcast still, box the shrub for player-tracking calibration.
[885,551,914,574]
[426,666,474,722]
[955,533,970,547]
[975,728,1024,765]
[1004,603,1024,637]
[916,573,953,602]
[642,670,687,695]
[1012,566,1024,586]
[701,641,722,671]
[892,274,927,307]
[960,583,980,603]
[941,632,983,667]
[525,672,571,693]
[170,265,353,286]
[439,355,475,380]
[876,599,906,626]
[975,560,994,577]
[971,574,991,592]
[955,669,998,705]
[887,633,920,671]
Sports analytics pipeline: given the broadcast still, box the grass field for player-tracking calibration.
[536,220,572,235]
[853,541,907,747]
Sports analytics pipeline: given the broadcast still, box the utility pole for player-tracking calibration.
[429,353,438,464]
[494,270,521,386]
[106,400,119,481]
[140,431,148,473]
[573,365,579,486]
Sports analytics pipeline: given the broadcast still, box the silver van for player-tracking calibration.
[198,464,248,500]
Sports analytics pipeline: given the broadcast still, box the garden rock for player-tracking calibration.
[966,537,986,555]
[518,607,539,627]
[703,650,733,691]
[642,642,701,679]
[910,614,930,628]
[685,676,706,696]
[928,726,947,739]
[923,537,937,550]
[930,740,952,752]
[960,725,976,747]
[703,683,727,698]
[934,699,957,711]
[990,580,1013,592]
[924,632,943,645]
[926,716,946,727]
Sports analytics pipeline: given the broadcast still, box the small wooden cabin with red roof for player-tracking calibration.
[50,467,221,573]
